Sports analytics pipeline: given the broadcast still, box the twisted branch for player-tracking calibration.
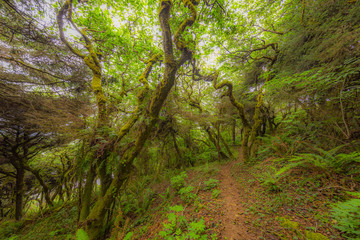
[212,73,250,128]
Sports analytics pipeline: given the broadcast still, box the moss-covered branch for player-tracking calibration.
[212,73,250,128]
[84,2,191,238]
[57,0,106,126]
[174,0,198,50]
[174,0,199,66]
[117,54,162,141]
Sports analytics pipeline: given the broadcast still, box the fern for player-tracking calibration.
[171,172,188,191]
[331,192,360,240]
[275,148,360,177]
[257,134,301,159]
[203,179,219,190]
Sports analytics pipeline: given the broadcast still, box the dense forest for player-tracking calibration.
[0,0,359,239]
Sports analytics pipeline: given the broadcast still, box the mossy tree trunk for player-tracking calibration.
[213,74,253,161]
[204,126,229,159]
[219,130,234,158]
[79,164,96,221]
[171,130,184,167]
[212,74,266,161]
[232,118,236,144]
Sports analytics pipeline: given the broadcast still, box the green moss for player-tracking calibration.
[305,231,329,240]
[84,56,100,74]
[277,217,300,231]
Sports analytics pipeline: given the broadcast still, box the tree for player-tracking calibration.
[0,0,89,220]
[56,0,202,238]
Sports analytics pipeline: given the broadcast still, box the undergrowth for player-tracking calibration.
[0,203,78,240]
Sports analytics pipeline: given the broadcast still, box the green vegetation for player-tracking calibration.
[1,0,359,239]
[331,192,360,240]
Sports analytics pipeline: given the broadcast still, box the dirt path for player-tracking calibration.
[218,160,258,240]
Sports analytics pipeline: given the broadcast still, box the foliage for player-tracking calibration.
[179,186,197,203]
[331,192,360,240]
[159,205,207,240]
[211,189,221,199]
[203,179,219,191]
[257,133,302,160]
[5,204,78,240]
[171,172,188,192]
[123,232,133,240]
[275,148,360,178]
[121,177,156,216]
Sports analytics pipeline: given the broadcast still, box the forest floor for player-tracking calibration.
[126,148,344,240]
[1,148,349,240]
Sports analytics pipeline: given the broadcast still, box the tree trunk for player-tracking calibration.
[79,164,96,221]
[204,126,228,159]
[97,159,112,197]
[219,132,233,158]
[232,118,236,144]
[242,127,250,161]
[26,167,53,207]
[82,0,196,237]
[15,167,24,220]
[172,131,184,167]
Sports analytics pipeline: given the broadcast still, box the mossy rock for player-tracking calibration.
[305,230,329,240]
[276,217,300,231]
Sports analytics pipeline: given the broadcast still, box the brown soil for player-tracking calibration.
[218,160,259,240]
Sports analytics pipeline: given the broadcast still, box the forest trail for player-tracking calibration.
[218,157,258,240]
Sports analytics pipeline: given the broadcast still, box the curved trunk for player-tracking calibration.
[26,167,53,207]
